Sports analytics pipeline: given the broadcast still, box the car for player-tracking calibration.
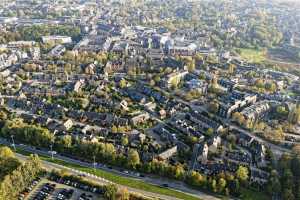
[57,188,73,200]
[135,172,140,177]
[79,193,93,200]
[48,150,57,155]
[161,184,169,188]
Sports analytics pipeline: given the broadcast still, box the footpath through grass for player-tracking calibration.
[16,148,202,200]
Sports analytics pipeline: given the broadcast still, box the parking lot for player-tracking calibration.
[26,179,103,200]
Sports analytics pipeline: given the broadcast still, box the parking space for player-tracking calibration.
[19,177,43,200]
[26,179,103,200]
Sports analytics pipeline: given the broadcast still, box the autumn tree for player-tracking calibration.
[236,166,249,183]
[127,149,140,169]
[104,184,118,200]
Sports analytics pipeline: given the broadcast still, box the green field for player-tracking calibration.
[236,48,266,63]
[16,148,202,200]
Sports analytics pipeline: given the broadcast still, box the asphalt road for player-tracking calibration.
[230,124,291,158]
[0,138,220,200]
[1,99,222,200]
[173,95,293,158]
[13,148,183,200]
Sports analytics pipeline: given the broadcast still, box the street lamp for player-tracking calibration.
[10,135,16,151]
[50,144,54,160]
[93,155,96,172]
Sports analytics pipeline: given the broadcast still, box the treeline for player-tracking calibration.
[18,25,81,42]
[0,147,42,200]
[0,25,81,44]
[0,119,252,197]
[266,147,300,200]
[1,118,54,148]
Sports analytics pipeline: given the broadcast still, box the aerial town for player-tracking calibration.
[0,0,300,200]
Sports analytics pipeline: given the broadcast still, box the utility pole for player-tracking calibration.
[11,135,16,151]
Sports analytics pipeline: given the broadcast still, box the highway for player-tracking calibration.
[0,138,220,200]
[1,98,221,200]
[14,152,179,200]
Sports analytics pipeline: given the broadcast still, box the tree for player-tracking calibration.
[104,184,118,200]
[174,165,185,180]
[236,166,249,183]
[288,106,300,124]
[154,75,161,83]
[211,76,218,87]
[267,170,281,196]
[185,57,196,72]
[226,134,237,145]
[205,128,214,137]
[56,135,72,152]
[111,125,118,133]
[276,106,288,116]
[187,171,206,187]
[232,112,246,126]
[186,136,198,145]
[208,101,219,113]
[278,153,292,172]
[1,119,54,148]
[127,149,140,169]
[170,76,180,89]
[121,136,128,146]
[0,111,7,120]
[117,187,130,200]
[0,147,15,158]
[0,154,42,200]
[199,72,206,80]
[119,79,127,88]
[228,64,236,74]
[217,178,227,193]
[283,189,295,200]
[265,82,277,92]
[282,169,294,190]
[211,179,217,193]
[255,79,265,89]
[292,145,300,157]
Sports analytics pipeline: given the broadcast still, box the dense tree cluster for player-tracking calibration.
[0,147,42,200]
[62,51,109,66]
[267,148,300,200]
[0,31,21,43]
[0,25,81,44]
[0,118,252,197]
[18,25,81,42]
[1,118,54,148]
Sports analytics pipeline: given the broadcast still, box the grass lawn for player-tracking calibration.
[240,188,269,200]
[16,148,202,200]
[236,48,266,63]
